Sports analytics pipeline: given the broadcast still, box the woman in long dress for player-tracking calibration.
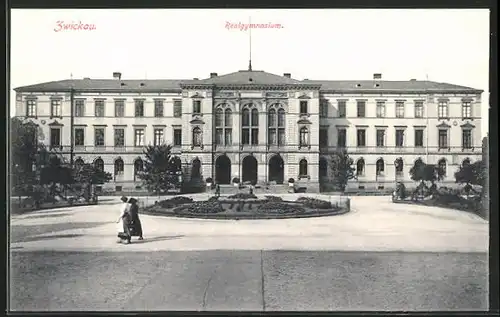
[116,196,132,244]
[128,198,143,240]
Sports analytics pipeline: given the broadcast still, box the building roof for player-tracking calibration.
[14,70,483,93]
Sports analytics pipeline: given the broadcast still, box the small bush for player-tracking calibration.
[232,177,240,184]
[297,197,332,209]
[260,202,305,214]
[264,195,283,202]
[206,177,213,183]
[227,193,257,200]
[184,200,223,214]
[158,196,194,208]
[288,178,295,183]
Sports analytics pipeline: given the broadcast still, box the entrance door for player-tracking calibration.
[242,155,258,184]
[268,155,284,184]
[215,155,231,184]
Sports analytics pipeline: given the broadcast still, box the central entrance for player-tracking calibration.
[215,155,231,184]
[242,155,258,184]
[268,155,284,184]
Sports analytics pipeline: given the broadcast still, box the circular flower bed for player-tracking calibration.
[226,193,258,200]
[259,201,305,214]
[157,196,194,208]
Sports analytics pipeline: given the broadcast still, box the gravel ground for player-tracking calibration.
[9,250,487,311]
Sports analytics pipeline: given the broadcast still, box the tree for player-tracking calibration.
[40,154,74,199]
[138,144,181,194]
[454,160,486,198]
[328,149,356,192]
[409,158,445,197]
[72,163,112,201]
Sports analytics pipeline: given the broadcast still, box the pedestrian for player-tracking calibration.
[116,196,132,244]
[128,197,144,240]
[215,184,220,198]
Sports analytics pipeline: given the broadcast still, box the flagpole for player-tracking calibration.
[248,16,252,71]
[425,73,429,162]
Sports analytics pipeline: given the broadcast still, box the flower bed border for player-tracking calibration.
[142,199,350,220]
[392,198,487,219]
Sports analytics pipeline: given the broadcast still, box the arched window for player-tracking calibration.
[94,158,104,172]
[356,158,365,176]
[438,158,447,176]
[376,159,385,176]
[192,127,202,147]
[319,157,328,178]
[224,108,232,127]
[215,108,223,127]
[169,156,182,172]
[268,104,286,146]
[299,127,309,147]
[114,158,124,176]
[191,158,201,179]
[299,159,308,176]
[395,158,404,176]
[75,158,84,170]
[134,159,143,181]
[241,104,258,145]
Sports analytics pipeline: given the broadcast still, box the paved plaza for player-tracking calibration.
[9,195,489,311]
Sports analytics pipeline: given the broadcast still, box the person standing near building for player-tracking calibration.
[116,196,132,244]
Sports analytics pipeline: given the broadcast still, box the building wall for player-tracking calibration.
[14,88,482,193]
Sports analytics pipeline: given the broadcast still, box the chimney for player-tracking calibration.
[283,73,291,78]
[113,72,122,80]
[210,73,218,78]
[373,73,382,80]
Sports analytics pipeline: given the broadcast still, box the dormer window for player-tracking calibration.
[356,84,361,88]
[193,100,201,114]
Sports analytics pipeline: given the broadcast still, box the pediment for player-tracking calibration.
[48,120,63,126]
[297,118,312,125]
[460,122,475,128]
[191,92,204,99]
[190,118,205,125]
[297,94,311,99]
[436,122,451,128]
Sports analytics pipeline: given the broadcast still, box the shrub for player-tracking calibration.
[232,177,240,184]
[227,193,257,200]
[158,196,194,208]
[184,200,223,214]
[297,197,332,209]
[288,178,295,183]
[206,177,213,183]
[264,195,283,202]
[260,202,305,214]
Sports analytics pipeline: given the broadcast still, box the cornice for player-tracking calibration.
[319,89,483,94]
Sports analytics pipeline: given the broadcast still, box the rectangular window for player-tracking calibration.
[94,100,105,117]
[224,128,232,145]
[241,128,250,145]
[319,101,328,118]
[154,128,164,146]
[414,101,424,118]
[395,129,405,147]
[268,129,277,145]
[26,99,37,117]
[376,101,385,118]
[173,129,182,146]
[173,100,182,117]
[114,100,125,117]
[319,128,328,147]
[300,101,308,115]
[51,99,62,117]
[114,128,125,147]
[462,130,472,149]
[74,100,85,117]
[338,101,346,118]
[74,128,85,146]
[154,100,164,117]
[376,129,385,147]
[438,129,448,149]
[134,129,145,146]
[135,100,144,117]
[357,101,365,118]
[278,129,285,146]
[415,129,424,147]
[462,101,472,119]
[94,128,105,146]
[357,129,366,147]
[395,102,405,118]
[50,128,61,147]
[251,129,259,145]
[193,100,201,114]
[216,128,224,145]
[337,129,346,147]
[438,101,448,119]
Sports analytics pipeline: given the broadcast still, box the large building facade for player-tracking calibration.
[14,70,483,192]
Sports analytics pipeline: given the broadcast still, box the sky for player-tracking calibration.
[10,9,490,136]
